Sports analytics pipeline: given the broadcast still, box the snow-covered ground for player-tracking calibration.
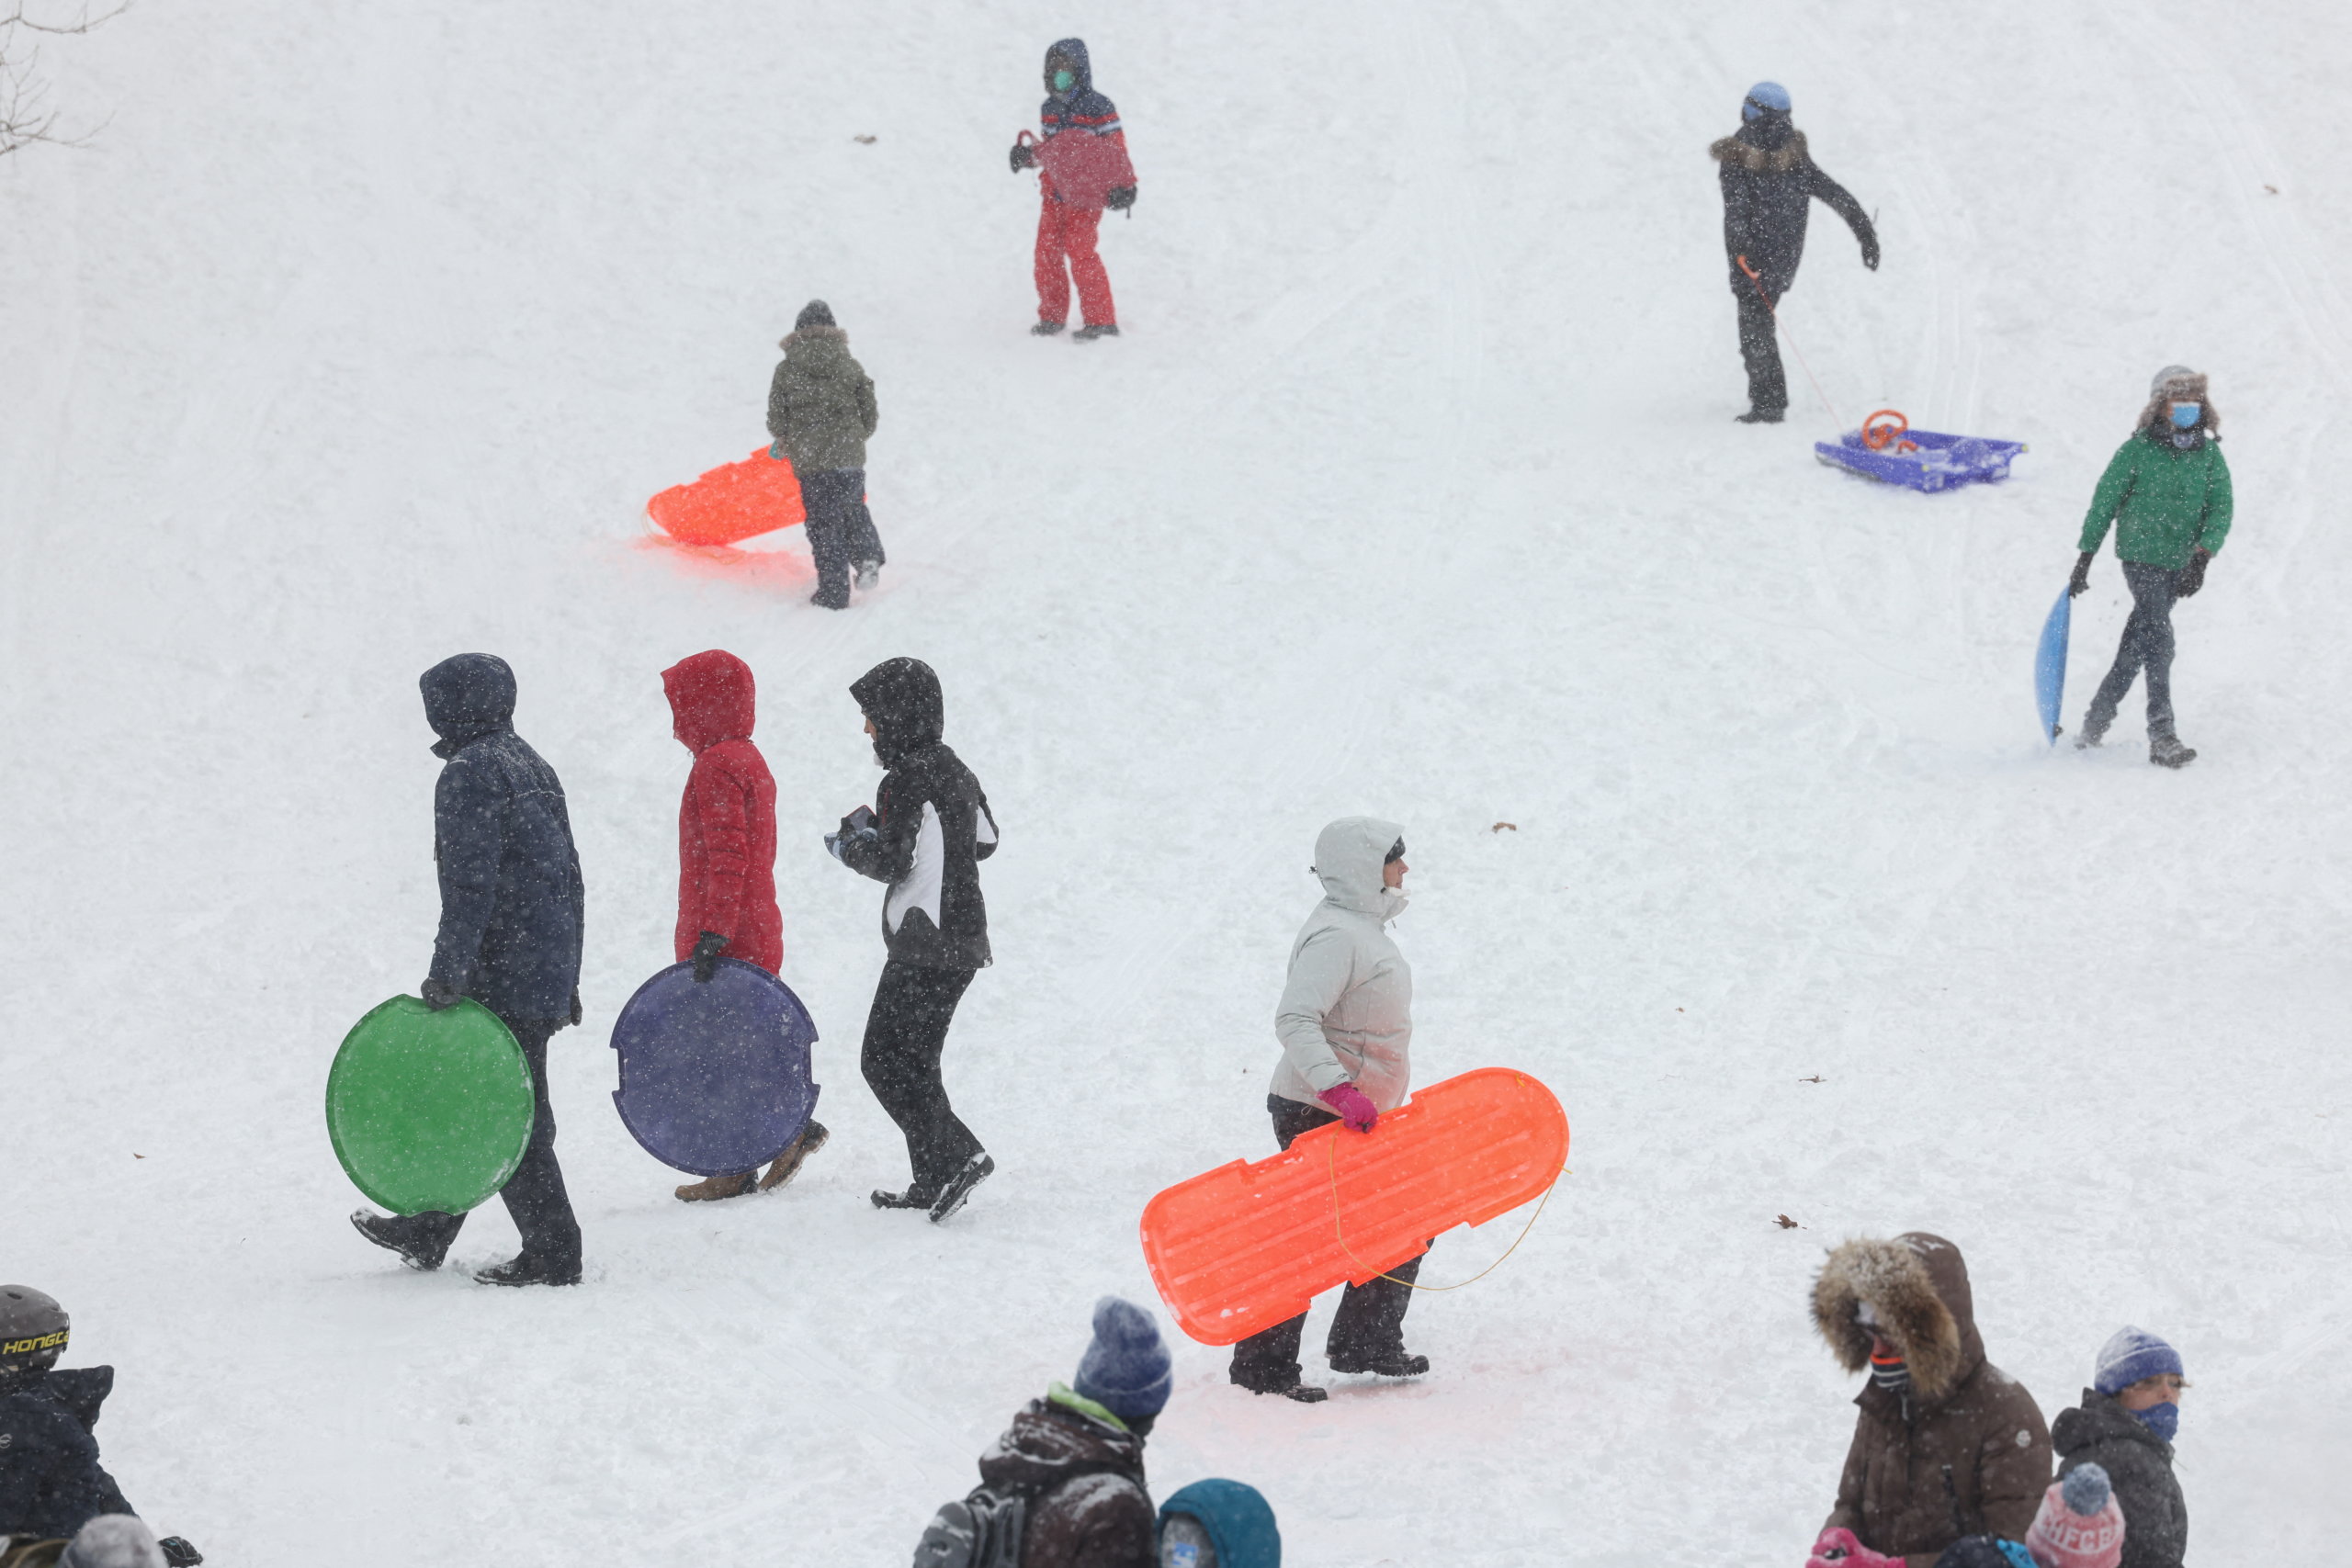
[4,2,2347,1562]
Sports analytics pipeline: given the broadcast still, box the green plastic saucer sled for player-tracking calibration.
[326,995,535,1216]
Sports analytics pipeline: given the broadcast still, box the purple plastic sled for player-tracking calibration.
[609,958,820,1177]
[1815,427,2026,491]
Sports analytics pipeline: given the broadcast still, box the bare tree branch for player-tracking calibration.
[0,2,125,159]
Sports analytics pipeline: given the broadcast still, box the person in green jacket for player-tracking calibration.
[2067,365,2233,768]
[767,299,885,611]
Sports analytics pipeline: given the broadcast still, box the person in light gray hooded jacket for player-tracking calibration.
[1229,817,1427,1403]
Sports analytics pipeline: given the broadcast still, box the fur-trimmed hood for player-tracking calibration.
[778,324,848,351]
[1710,130,1810,174]
[1812,1231,1984,1404]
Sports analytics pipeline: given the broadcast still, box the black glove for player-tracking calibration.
[568,987,582,1027]
[2066,549,2095,599]
[160,1537,205,1566]
[1860,234,1881,271]
[1105,184,1136,211]
[1009,141,1035,173]
[691,931,728,984]
[421,976,459,1011]
[2177,547,2211,598]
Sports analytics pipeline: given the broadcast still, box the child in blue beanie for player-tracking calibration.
[2049,1326,2189,1568]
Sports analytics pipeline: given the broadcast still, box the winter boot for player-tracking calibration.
[474,1252,582,1288]
[2150,735,2198,769]
[1329,1348,1430,1378]
[1736,407,1785,424]
[758,1121,831,1191]
[350,1210,448,1271]
[808,590,849,611]
[929,1153,996,1223]
[2075,713,2109,750]
[1030,320,1067,336]
[854,559,881,592]
[673,1171,757,1202]
[1070,322,1121,342]
[871,1183,940,1211]
[1230,1369,1329,1403]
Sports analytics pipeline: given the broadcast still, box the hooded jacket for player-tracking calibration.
[662,650,782,975]
[1270,817,1414,1112]
[765,326,876,474]
[421,655,586,1022]
[838,659,998,969]
[1035,38,1136,210]
[976,1387,1155,1568]
[1709,117,1874,298]
[0,1369,133,1541]
[2076,427,2233,571]
[2053,1390,2186,1568]
[1814,1234,2052,1567]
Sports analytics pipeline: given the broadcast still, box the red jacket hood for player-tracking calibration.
[663,649,755,752]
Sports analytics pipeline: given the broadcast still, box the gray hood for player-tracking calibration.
[1312,816,1402,919]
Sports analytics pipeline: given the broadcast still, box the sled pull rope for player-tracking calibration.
[1326,1131,1566,1292]
[1737,254,1841,424]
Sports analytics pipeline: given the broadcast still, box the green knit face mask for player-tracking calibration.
[1053,68,1075,91]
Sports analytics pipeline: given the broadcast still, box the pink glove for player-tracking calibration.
[1318,1083,1379,1133]
[1805,1529,1902,1568]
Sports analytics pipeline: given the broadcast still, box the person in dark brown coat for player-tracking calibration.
[1804,1233,2052,1568]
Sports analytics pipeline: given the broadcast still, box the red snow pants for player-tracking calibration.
[1034,197,1115,328]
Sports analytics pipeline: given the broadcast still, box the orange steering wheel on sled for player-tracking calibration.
[1860,410,1917,454]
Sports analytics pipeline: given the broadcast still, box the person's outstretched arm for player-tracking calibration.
[1807,164,1880,269]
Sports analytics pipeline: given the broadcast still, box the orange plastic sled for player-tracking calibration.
[646,447,808,547]
[1139,1067,1569,1346]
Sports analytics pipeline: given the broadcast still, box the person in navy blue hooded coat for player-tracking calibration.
[350,653,588,1288]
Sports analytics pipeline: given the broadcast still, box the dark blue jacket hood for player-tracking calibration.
[1041,37,1117,129]
[1046,38,1092,94]
[422,653,516,754]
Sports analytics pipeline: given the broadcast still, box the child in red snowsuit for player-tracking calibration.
[661,649,828,1201]
[1009,38,1136,340]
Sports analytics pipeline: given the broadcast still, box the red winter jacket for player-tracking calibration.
[662,650,783,975]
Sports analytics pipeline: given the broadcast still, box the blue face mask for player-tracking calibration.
[2132,1399,2180,1441]
[2170,402,2201,429]
[1053,68,1075,92]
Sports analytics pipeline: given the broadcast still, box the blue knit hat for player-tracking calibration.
[1160,1480,1281,1568]
[2094,1325,2182,1394]
[1744,81,1792,118]
[1073,1297,1172,1421]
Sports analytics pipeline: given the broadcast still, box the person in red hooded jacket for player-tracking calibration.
[662,649,829,1201]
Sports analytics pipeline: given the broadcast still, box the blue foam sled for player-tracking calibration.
[609,958,820,1177]
[2035,588,2070,745]
[1815,427,2026,491]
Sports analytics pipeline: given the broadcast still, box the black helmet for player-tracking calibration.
[0,1285,69,1375]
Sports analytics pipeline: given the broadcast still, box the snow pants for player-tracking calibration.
[1733,277,1788,415]
[1035,197,1115,328]
[401,1016,582,1269]
[797,466,885,610]
[2086,560,2184,741]
[861,959,984,1194]
[1228,1094,1426,1389]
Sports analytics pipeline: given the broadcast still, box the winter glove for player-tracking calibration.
[2066,549,2096,599]
[2177,546,2211,598]
[421,976,460,1012]
[1009,140,1035,173]
[1318,1082,1380,1133]
[826,805,881,862]
[1860,234,1881,271]
[1104,183,1136,211]
[1804,1527,1902,1568]
[691,931,728,984]
[569,987,583,1027]
[767,438,787,461]
[160,1540,205,1568]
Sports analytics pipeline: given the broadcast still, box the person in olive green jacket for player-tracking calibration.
[768,299,885,610]
[2067,365,2233,768]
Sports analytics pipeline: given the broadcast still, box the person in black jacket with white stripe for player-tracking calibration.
[830,658,999,1221]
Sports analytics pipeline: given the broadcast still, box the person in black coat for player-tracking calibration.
[350,653,588,1288]
[829,657,999,1222]
[1709,81,1879,423]
[2052,1328,2190,1568]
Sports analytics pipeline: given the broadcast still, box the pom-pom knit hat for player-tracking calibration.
[2025,1465,2124,1568]
[2094,1325,2182,1395]
[1073,1296,1172,1420]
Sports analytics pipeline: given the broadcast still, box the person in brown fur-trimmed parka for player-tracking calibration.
[1802,1233,2052,1568]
